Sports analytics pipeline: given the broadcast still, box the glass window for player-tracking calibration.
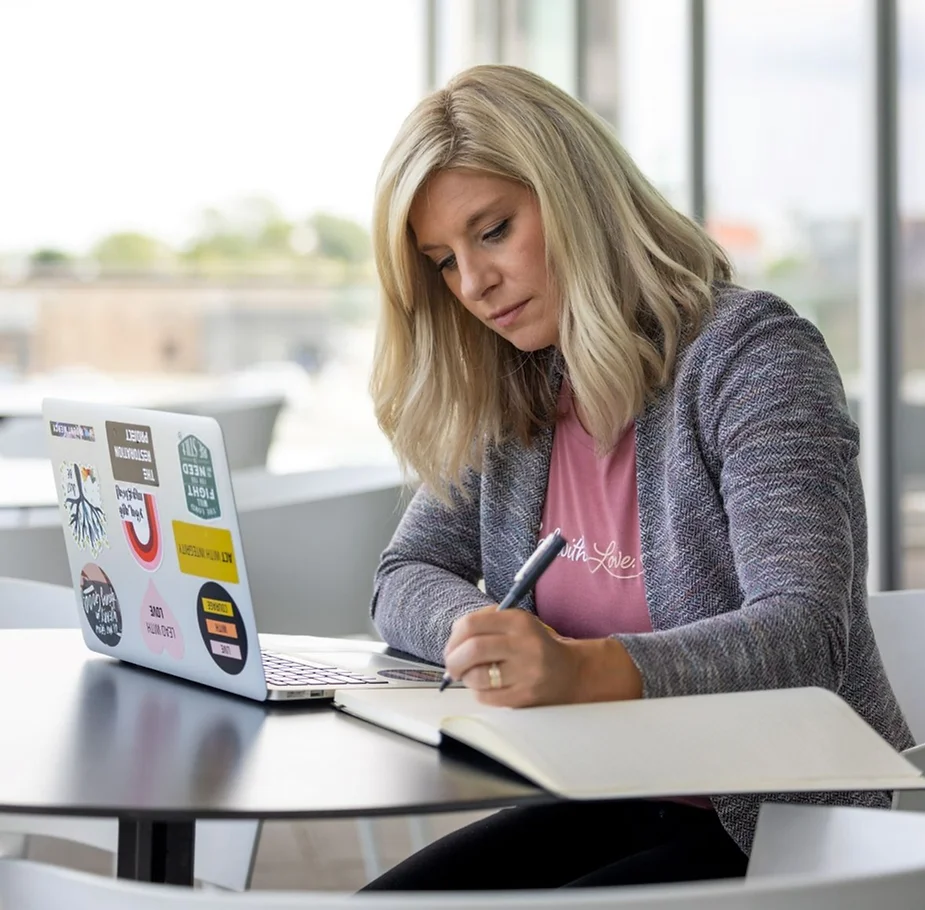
[0,0,424,471]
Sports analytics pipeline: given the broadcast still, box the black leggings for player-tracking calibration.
[362,800,748,891]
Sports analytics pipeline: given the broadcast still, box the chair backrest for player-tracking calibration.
[866,588,925,742]
[233,463,412,636]
[748,802,925,880]
[0,418,48,459]
[0,576,78,628]
[1,856,925,910]
[0,515,71,586]
[168,395,285,471]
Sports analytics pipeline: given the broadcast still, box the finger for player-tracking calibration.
[461,661,511,693]
[443,605,502,656]
[444,633,511,683]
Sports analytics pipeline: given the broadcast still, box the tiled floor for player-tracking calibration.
[21,810,495,892]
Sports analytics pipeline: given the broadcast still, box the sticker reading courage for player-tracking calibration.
[172,521,238,584]
[196,581,248,674]
[106,421,159,486]
[79,563,122,646]
[178,435,220,520]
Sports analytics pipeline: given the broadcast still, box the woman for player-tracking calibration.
[364,64,912,889]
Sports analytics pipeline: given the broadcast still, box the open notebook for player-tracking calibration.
[334,686,924,800]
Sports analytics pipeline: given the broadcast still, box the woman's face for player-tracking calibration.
[409,169,559,351]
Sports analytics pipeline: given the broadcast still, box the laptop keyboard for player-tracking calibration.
[261,650,388,688]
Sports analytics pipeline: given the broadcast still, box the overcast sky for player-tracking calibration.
[0,0,922,254]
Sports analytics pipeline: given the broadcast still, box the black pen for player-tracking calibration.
[438,530,567,692]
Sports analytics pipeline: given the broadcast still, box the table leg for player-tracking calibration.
[116,819,195,886]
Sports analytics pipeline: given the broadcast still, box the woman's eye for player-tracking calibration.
[483,220,509,243]
[436,254,457,272]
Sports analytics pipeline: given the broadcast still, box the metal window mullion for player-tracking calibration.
[861,0,902,591]
[689,0,706,225]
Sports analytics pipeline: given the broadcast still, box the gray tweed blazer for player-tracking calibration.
[370,283,914,853]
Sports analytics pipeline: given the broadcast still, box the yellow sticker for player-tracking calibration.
[202,597,234,618]
[172,521,239,584]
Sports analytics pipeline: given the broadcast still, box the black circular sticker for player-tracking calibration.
[196,582,248,675]
[377,668,445,682]
[79,563,123,646]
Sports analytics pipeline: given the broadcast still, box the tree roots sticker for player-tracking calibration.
[60,463,108,557]
[79,563,122,646]
[140,580,185,659]
[115,483,162,571]
[196,582,248,675]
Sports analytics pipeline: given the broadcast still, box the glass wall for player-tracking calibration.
[0,0,424,471]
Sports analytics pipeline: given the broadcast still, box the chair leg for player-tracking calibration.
[406,816,431,853]
[355,819,382,882]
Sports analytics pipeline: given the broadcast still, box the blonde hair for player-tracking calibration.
[371,64,730,501]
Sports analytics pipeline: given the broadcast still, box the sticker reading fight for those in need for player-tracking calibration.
[196,582,248,675]
[50,421,95,442]
[106,421,159,486]
[79,563,122,646]
[60,462,108,557]
[115,482,162,571]
[178,435,221,521]
[172,521,239,584]
[140,579,185,659]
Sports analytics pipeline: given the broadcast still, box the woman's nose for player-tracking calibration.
[458,255,499,303]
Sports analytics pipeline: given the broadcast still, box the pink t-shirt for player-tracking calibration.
[535,387,651,638]
[535,386,711,812]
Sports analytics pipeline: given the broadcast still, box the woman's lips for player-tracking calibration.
[491,299,530,328]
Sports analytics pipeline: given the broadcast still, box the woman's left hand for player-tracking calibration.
[442,606,643,707]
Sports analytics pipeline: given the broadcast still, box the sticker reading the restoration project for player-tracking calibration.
[172,521,239,584]
[178,434,220,521]
[80,563,122,646]
[140,579,185,659]
[115,483,162,571]
[106,421,159,486]
[61,462,108,557]
[196,582,248,674]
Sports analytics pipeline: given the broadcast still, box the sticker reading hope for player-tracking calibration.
[172,521,238,584]
[79,563,122,646]
[178,435,220,520]
[106,421,159,486]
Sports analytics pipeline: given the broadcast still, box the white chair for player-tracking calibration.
[747,802,925,882]
[0,577,261,891]
[168,395,285,471]
[867,588,925,742]
[0,418,48,459]
[1,855,925,910]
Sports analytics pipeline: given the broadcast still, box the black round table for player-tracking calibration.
[0,629,549,885]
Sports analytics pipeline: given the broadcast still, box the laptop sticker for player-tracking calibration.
[60,462,108,557]
[196,582,248,674]
[49,420,95,442]
[79,563,122,646]
[172,521,239,584]
[178,435,221,521]
[105,421,159,486]
[140,580,185,659]
[115,483,162,571]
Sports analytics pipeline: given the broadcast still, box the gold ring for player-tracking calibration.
[488,662,502,690]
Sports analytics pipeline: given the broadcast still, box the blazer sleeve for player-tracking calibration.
[615,295,860,697]
[370,470,495,664]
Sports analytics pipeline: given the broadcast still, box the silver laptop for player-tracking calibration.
[42,398,447,701]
